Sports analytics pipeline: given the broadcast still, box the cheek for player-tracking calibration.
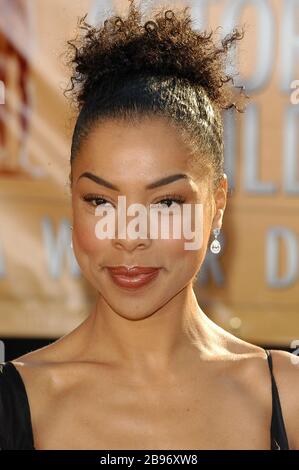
[75,222,111,254]
[158,208,211,273]
[163,209,209,254]
[157,236,205,273]
[72,203,110,255]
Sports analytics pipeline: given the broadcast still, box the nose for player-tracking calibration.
[112,236,152,252]
[111,212,153,252]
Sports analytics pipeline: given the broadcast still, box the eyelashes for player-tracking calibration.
[151,194,186,208]
[82,194,114,208]
[82,193,186,209]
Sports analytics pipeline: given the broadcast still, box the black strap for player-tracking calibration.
[265,349,289,450]
[0,362,35,449]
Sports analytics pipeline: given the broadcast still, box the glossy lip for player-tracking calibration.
[106,267,161,289]
[106,266,160,276]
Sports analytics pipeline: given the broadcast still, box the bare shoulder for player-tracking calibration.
[208,332,280,409]
[223,343,299,450]
[9,340,73,414]
[10,329,80,374]
[266,348,299,450]
[10,340,61,383]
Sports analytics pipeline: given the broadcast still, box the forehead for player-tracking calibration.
[77,117,189,166]
[72,116,210,191]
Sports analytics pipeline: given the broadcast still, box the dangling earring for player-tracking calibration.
[210,228,221,254]
[70,225,73,249]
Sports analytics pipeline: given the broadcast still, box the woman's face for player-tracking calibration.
[70,116,227,319]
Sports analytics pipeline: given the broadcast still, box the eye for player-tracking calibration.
[151,194,185,209]
[82,193,186,209]
[82,194,114,208]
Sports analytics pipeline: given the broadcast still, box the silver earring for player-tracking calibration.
[210,228,221,254]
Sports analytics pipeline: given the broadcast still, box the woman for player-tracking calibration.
[0,0,298,450]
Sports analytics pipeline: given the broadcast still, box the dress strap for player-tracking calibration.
[264,349,289,450]
[0,361,35,449]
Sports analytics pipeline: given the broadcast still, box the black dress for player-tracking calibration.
[0,348,290,450]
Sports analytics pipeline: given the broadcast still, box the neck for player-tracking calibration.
[76,284,216,374]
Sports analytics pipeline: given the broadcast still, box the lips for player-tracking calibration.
[107,266,160,276]
[106,266,161,289]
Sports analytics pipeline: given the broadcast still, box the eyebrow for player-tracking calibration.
[77,172,191,190]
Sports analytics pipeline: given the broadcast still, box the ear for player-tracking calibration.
[212,173,228,230]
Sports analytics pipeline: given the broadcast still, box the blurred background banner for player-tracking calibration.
[0,0,298,346]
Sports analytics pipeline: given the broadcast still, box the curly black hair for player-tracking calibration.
[65,0,248,190]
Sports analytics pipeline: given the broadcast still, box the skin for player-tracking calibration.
[12,116,299,450]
